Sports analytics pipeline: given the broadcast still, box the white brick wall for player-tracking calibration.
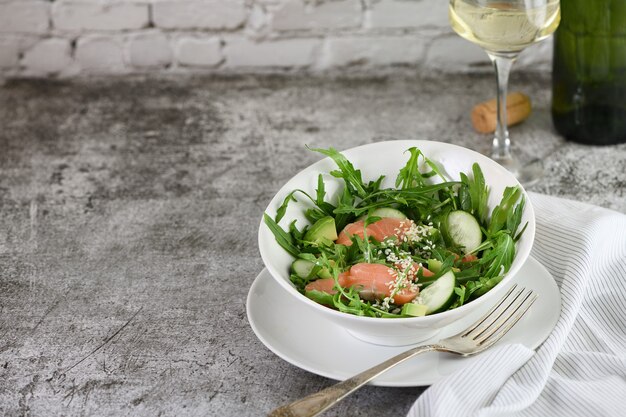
[320,37,427,68]
[224,37,320,68]
[75,35,126,72]
[0,0,554,77]
[0,1,50,34]
[367,0,449,29]
[0,38,21,69]
[271,0,362,31]
[152,0,247,30]
[175,37,223,67]
[52,1,150,31]
[129,32,173,68]
[22,38,73,75]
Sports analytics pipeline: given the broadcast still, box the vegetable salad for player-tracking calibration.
[264,146,526,318]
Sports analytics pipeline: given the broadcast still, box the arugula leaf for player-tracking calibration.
[275,191,298,223]
[333,186,356,231]
[508,196,526,240]
[275,188,334,223]
[332,182,459,218]
[480,232,516,278]
[289,219,306,243]
[470,163,489,225]
[308,146,368,198]
[455,263,482,282]
[368,175,386,193]
[488,186,522,236]
[471,163,489,225]
[396,147,450,190]
[454,286,468,306]
[316,174,326,206]
[362,215,382,263]
[263,213,300,257]
[304,208,327,224]
[458,174,472,212]
[471,276,503,298]
[396,147,425,189]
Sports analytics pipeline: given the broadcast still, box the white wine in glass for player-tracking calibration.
[449,0,561,185]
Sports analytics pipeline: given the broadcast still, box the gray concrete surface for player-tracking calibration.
[0,73,624,417]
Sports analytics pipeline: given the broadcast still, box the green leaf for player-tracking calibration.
[263,213,300,257]
[508,196,526,239]
[316,174,326,206]
[458,174,472,212]
[460,164,489,227]
[305,208,328,224]
[488,186,522,236]
[308,146,368,198]
[396,147,425,189]
[471,163,489,225]
[275,191,298,223]
[333,186,356,231]
[472,276,503,298]
[275,188,334,223]
[289,219,305,242]
[480,233,516,278]
[454,285,467,306]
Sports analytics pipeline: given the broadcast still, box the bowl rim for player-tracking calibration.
[258,139,536,324]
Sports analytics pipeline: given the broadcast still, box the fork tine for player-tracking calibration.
[469,287,527,340]
[476,291,537,347]
[462,284,520,338]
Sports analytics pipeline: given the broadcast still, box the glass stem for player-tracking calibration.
[488,54,516,160]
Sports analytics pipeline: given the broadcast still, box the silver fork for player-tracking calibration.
[268,284,537,417]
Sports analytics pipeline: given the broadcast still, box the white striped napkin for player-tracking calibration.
[408,192,626,417]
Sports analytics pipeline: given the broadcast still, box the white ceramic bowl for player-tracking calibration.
[258,140,535,346]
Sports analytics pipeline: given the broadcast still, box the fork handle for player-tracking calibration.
[268,344,438,417]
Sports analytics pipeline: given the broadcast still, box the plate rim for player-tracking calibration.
[246,256,561,387]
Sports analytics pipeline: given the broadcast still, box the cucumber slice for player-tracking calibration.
[371,207,407,219]
[291,259,315,279]
[304,216,338,243]
[291,259,333,279]
[446,210,482,254]
[419,270,456,315]
[358,207,407,221]
[401,303,428,317]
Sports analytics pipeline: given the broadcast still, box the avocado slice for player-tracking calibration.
[304,216,338,243]
[401,303,428,317]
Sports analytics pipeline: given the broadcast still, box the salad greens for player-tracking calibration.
[264,146,527,318]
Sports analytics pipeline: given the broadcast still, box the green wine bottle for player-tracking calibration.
[551,0,626,145]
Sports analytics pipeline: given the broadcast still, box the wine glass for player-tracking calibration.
[449,0,561,186]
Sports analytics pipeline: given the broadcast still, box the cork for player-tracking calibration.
[471,92,532,134]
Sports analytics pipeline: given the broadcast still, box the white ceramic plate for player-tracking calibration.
[246,257,560,387]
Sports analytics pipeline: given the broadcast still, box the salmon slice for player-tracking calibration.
[304,272,349,294]
[452,253,479,263]
[305,263,434,306]
[335,218,412,246]
[394,262,435,280]
[347,263,419,305]
[462,254,478,263]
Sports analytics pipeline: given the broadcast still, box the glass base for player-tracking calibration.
[491,154,543,188]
